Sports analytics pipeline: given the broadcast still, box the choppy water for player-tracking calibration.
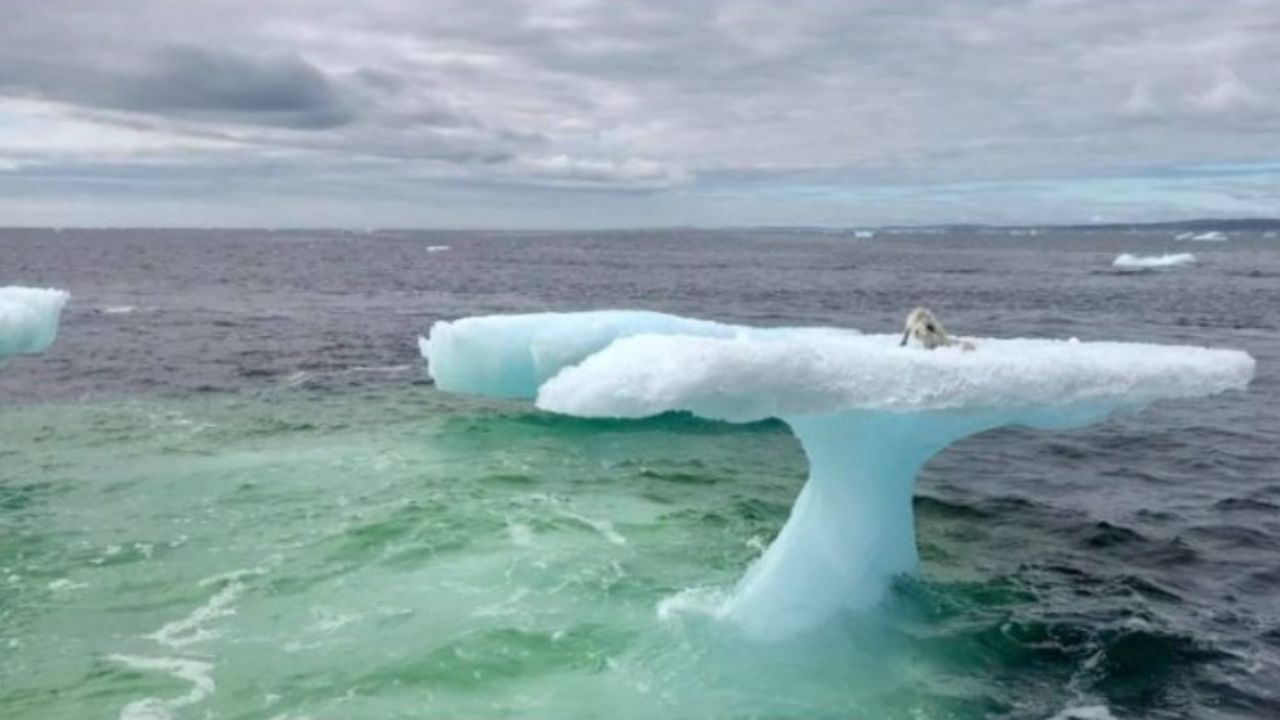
[2,228,1278,719]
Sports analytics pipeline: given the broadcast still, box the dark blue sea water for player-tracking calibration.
[1,228,1277,719]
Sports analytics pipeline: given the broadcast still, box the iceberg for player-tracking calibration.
[1112,252,1196,272]
[1178,230,1227,242]
[422,311,1254,639]
[0,287,69,359]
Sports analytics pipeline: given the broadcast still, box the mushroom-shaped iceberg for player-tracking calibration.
[0,287,69,359]
[422,311,1255,639]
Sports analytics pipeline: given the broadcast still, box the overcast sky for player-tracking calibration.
[1,0,1277,228]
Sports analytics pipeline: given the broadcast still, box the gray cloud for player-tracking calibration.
[113,45,355,128]
[0,0,1277,225]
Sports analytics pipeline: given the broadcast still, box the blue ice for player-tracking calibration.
[0,287,69,359]
[422,310,1255,639]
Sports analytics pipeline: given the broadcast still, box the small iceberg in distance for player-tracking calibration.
[1176,230,1227,242]
[421,311,1254,640]
[0,287,70,359]
[1112,252,1197,272]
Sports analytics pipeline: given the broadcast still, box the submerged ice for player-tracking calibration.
[0,287,69,359]
[422,311,1255,639]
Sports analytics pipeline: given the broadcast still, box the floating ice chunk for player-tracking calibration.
[421,310,858,398]
[423,311,1254,639]
[1112,253,1196,272]
[1179,230,1227,242]
[0,287,69,358]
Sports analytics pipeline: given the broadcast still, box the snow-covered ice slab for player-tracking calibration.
[0,287,69,359]
[422,311,1255,639]
[422,310,858,398]
[1112,253,1196,272]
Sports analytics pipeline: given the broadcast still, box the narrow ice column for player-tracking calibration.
[721,412,936,638]
[0,287,70,359]
[721,407,1109,639]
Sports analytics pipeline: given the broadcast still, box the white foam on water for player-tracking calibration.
[656,586,730,621]
[146,566,268,649]
[198,565,270,587]
[506,518,536,547]
[109,654,215,720]
[147,582,243,648]
[426,245,451,252]
[284,371,312,387]
[1047,704,1117,720]
[344,364,412,374]
[555,508,628,545]
[473,587,533,618]
[307,606,363,634]
[47,578,89,592]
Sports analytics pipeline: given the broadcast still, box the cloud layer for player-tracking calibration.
[1,0,1277,226]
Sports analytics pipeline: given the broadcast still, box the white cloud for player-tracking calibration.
[1192,66,1265,114]
[511,154,689,187]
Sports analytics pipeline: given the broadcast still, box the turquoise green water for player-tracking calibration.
[3,388,841,719]
[1,385,1229,719]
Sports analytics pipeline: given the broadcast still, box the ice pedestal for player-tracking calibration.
[422,311,1254,639]
[720,406,1108,638]
[0,287,69,359]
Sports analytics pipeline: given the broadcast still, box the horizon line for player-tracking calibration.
[2,216,1280,234]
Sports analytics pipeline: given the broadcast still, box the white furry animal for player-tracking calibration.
[899,307,974,350]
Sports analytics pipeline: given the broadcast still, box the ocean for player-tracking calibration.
[2,227,1277,719]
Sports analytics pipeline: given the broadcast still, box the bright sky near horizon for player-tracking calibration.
[1,0,1277,228]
